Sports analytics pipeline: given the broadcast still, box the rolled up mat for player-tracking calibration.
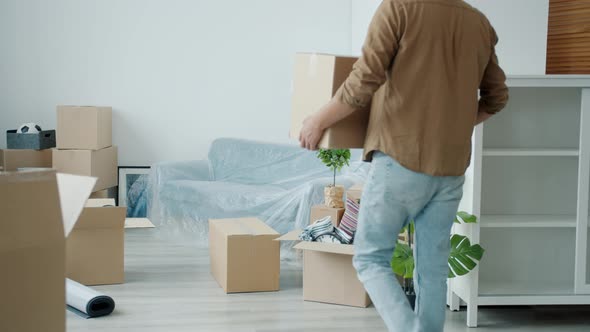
[66,278,115,318]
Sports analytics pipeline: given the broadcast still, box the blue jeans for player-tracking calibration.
[353,152,464,332]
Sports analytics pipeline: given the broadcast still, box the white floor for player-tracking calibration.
[67,230,590,332]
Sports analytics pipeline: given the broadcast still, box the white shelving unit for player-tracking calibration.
[448,75,590,327]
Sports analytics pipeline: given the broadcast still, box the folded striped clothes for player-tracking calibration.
[337,197,360,244]
[300,196,361,245]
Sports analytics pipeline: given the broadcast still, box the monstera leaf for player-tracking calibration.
[392,212,484,281]
[448,234,484,278]
[391,243,414,279]
[454,211,477,224]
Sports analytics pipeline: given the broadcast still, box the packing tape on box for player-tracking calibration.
[66,278,115,319]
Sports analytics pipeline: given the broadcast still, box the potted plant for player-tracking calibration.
[317,149,351,208]
[391,211,484,309]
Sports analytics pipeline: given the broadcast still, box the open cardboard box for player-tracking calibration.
[277,230,371,308]
[0,170,96,332]
[66,198,126,286]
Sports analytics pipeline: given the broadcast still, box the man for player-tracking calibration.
[299,0,508,331]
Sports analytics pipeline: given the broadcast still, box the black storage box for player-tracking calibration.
[7,129,56,150]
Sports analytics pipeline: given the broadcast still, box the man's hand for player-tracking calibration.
[299,99,359,150]
[299,114,325,151]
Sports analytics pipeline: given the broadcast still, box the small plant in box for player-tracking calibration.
[317,149,351,208]
[391,211,484,309]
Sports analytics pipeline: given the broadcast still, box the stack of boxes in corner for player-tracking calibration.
[53,106,117,194]
[52,106,126,286]
[1,124,55,172]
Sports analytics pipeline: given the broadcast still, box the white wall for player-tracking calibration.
[0,0,352,165]
[0,0,551,165]
[351,0,549,75]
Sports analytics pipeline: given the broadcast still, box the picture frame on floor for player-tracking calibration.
[118,166,150,218]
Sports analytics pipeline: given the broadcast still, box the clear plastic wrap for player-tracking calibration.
[147,138,369,247]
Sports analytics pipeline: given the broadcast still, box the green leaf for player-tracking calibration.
[455,211,477,224]
[391,243,414,279]
[317,149,352,175]
[448,234,485,278]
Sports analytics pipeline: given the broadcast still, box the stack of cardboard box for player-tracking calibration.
[52,106,125,285]
[52,106,118,195]
[0,126,55,172]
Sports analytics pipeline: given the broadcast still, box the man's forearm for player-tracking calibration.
[316,98,359,130]
[475,111,493,125]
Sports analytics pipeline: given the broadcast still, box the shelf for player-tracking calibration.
[481,157,578,215]
[479,280,574,296]
[507,75,590,88]
[477,280,590,306]
[480,215,577,228]
[483,148,579,157]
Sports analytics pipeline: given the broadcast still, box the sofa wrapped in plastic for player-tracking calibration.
[148,138,369,245]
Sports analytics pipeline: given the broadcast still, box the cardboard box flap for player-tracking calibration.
[56,173,97,237]
[0,171,96,238]
[85,198,116,207]
[294,241,355,256]
[274,229,303,241]
[210,218,279,236]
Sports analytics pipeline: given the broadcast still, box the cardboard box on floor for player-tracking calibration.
[57,105,112,150]
[310,204,345,226]
[66,198,126,286]
[52,146,118,191]
[290,53,370,149]
[0,149,53,171]
[0,171,95,332]
[209,217,280,293]
[277,230,371,308]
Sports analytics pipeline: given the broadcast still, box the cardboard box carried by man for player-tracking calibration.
[290,53,370,149]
